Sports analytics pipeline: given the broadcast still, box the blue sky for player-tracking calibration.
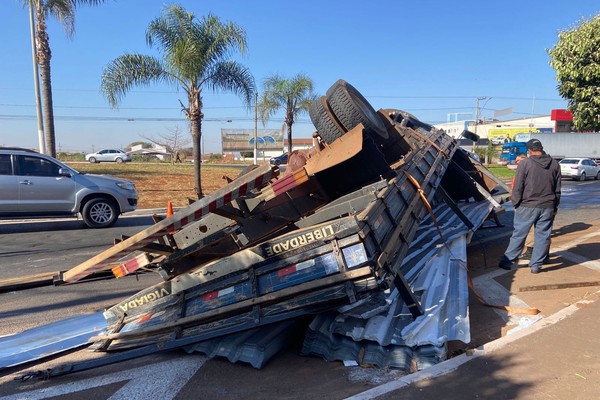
[0,1,599,153]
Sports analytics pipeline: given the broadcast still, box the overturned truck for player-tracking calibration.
[1,80,510,375]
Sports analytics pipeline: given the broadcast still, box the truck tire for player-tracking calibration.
[325,80,389,146]
[309,96,346,144]
[82,197,119,228]
[385,109,433,131]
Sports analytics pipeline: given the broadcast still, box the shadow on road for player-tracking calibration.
[0,216,154,234]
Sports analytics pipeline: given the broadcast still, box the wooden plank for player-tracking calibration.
[56,165,277,284]
[519,281,600,292]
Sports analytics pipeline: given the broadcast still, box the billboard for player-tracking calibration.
[221,129,284,152]
[488,128,540,142]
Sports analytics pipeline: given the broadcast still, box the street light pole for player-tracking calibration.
[253,92,258,165]
[29,3,45,154]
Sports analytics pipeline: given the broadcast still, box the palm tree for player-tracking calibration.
[258,74,315,155]
[101,5,255,198]
[24,0,106,157]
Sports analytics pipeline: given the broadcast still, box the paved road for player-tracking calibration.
[0,179,598,399]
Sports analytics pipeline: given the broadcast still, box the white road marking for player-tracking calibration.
[1,355,206,400]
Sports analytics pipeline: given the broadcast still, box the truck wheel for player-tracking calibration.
[325,80,389,146]
[309,96,346,144]
[385,109,433,131]
[82,198,119,228]
[579,172,586,181]
[88,157,97,163]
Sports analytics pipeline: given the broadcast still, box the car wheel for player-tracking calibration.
[325,80,389,146]
[88,157,97,163]
[82,198,119,228]
[115,157,123,163]
[274,160,281,166]
[579,172,586,181]
[595,171,600,180]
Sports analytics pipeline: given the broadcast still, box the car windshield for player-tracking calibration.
[560,159,579,164]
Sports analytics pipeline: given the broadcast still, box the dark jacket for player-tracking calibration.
[511,153,561,209]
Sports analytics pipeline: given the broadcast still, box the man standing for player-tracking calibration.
[499,139,561,273]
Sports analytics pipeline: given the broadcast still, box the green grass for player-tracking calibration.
[486,165,515,180]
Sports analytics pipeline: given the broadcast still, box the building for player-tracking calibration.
[435,115,555,141]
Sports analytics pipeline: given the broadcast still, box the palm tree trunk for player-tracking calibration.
[190,116,203,199]
[287,122,293,155]
[35,8,56,157]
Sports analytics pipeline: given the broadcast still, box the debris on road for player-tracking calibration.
[1,80,511,377]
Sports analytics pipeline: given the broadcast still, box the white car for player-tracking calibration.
[85,149,132,163]
[559,157,600,181]
[490,136,510,145]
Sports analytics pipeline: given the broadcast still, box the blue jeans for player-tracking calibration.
[502,206,554,270]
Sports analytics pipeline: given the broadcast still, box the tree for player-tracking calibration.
[258,74,315,155]
[23,0,106,157]
[548,15,600,131]
[101,5,255,198]
[142,125,191,164]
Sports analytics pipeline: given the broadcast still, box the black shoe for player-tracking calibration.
[543,255,551,265]
[520,247,533,259]
[498,261,513,270]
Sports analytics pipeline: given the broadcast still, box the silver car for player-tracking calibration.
[85,149,132,163]
[559,157,600,181]
[0,147,138,228]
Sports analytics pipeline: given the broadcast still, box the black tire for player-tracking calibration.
[88,157,97,163]
[115,157,124,163]
[596,171,600,180]
[325,80,389,146]
[309,96,346,144]
[82,198,119,228]
[579,172,586,181]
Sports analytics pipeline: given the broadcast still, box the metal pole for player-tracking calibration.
[29,3,45,154]
[253,92,258,165]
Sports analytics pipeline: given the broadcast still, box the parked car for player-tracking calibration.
[559,157,600,181]
[85,149,132,163]
[269,153,289,166]
[0,147,138,228]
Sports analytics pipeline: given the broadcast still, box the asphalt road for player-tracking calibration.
[0,179,598,399]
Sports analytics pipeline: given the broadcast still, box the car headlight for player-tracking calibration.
[116,181,136,191]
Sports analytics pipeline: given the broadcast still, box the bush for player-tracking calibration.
[57,152,85,162]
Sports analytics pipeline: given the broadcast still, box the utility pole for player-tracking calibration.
[474,96,487,135]
[29,3,45,154]
[473,96,486,152]
[253,92,258,165]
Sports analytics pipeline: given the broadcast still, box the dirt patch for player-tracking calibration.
[70,162,253,209]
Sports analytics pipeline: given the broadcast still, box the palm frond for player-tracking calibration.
[101,53,173,108]
[206,61,256,109]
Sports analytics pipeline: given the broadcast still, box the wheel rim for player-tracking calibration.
[89,202,113,224]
